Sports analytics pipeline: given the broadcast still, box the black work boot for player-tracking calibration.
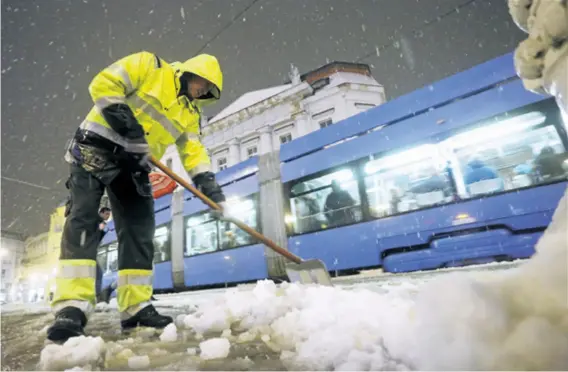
[46,306,87,343]
[120,304,173,331]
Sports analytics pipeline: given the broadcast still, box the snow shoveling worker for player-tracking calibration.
[47,51,226,342]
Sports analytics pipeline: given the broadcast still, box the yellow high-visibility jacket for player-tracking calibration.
[80,51,222,177]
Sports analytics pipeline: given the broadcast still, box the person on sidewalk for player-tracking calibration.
[94,206,111,297]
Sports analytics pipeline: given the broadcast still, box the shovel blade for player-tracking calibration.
[285,259,333,286]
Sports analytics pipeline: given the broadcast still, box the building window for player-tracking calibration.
[280,133,293,144]
[217,157,228,171]
[185,196,259,256]
[286,168,363,235]
[247,146,258,159]
[153,225,171,263]
[319,118,333,129]
[446,100,568,199]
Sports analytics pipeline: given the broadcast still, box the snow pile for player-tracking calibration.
[199,337,231,360]
[409,191,568,370]
[182,279,416,370]
[178,192,568,370]
[39,336,105,371]
[127,355,150,369]
[159,323,178,342]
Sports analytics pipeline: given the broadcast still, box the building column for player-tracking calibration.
[295,113,310,137]
[340,92,351,121]
[228,139,240,166]
[259,127,272,155]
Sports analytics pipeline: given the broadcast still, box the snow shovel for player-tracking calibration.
[149,156,333,286]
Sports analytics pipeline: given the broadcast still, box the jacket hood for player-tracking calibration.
[175,54,223,106]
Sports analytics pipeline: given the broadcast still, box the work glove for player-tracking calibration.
[193,171,226,204]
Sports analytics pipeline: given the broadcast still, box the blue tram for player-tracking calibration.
[97,52,568,292]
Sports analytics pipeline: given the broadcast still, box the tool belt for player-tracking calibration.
[65,128,153,197]
[65,128,126,185]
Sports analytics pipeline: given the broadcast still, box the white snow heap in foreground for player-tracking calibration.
[159,322,178,342]
[178,204,568,370]
[199,338,231,360]
[409,191,568,370]
[39,335,105,371]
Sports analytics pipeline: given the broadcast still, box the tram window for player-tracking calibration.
[185,212,218,256]
[287,168,362,234]
[219,197,258,249]
[106,242,118,272]
[446,107,568,199]
[153,225,171,263]
[363,144,454,217]
[96,245,108,274]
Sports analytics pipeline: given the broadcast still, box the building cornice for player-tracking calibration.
[204,82,314,137]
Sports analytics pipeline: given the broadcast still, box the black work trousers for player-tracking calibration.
[61,163,155,271]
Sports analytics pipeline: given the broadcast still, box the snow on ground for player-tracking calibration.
[0,258,522,316]
[39,336,105,371]
[13,192,568,370]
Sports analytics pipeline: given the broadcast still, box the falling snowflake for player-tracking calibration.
[180,6,185,20]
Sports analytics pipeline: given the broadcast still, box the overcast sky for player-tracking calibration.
[1,0,525,237]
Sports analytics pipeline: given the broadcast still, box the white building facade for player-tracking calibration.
[160,61,386,176]
[0,230,25,303]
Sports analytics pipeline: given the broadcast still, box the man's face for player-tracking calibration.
[100,211,111,221]
[188,75,212,99]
